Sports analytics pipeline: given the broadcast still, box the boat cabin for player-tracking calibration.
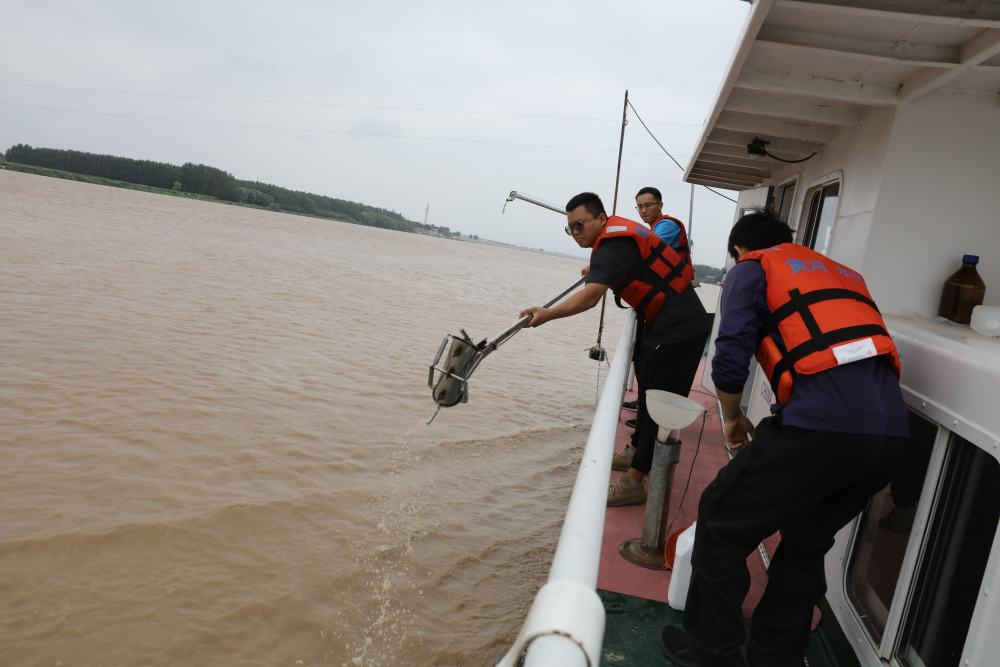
[688,2,1000,665]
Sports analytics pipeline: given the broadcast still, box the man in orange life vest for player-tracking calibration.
[519,192,711,505]
[660,210,909,667]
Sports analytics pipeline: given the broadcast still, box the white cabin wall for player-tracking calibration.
[862,91,1000,316]
[820,107,898,270]
[762,107,897,270]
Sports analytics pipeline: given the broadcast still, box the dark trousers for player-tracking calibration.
[683,417,905,667]
[629,330,709,474]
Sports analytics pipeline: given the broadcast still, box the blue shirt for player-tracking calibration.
[652,217,681,249]
[712,260,910,437]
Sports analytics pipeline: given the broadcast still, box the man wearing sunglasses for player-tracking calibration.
[519,192,710,506]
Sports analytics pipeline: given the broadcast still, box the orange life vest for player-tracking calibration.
[654,215,691,262]
[590,216,694,322]
[740,243,900,405]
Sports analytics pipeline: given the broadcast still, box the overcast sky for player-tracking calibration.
[1,1,749,267]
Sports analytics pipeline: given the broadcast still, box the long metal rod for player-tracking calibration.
[482,276,587,351]
[497,312,637,667]
[505,191,566,215]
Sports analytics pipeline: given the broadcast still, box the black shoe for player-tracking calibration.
[622,399,638,410]
[660,625,702,667]
[625,418,639,429]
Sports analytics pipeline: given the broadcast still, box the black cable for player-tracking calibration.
[764,149,817,164]
[626,99,739,204]
[626,99,685,171]
[663,409,709,540]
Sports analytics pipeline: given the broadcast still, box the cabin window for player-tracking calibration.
[799,181,839,253]
[773,180,796,224]
[845,411,936,642]
[896,435,1000,667]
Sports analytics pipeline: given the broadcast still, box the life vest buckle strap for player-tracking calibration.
[762,287,881,333]
[662,255,690,284]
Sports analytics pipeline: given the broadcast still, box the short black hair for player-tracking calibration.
[728,209,794,260]
[635,186,661,201]
[566,192,606,218]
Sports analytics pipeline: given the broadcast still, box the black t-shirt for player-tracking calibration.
[586,237,710,345]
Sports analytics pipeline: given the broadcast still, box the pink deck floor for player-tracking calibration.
[596,361,818,625]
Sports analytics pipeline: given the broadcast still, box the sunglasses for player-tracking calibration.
[564,218,595,235]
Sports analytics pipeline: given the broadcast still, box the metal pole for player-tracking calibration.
[595,89,631,353]
[688,183,695,244]
[619,432,681,569]
[505,191,566,215]
[688,183,701,287]
[483,276,587,351]
[621,325,637,398]
[611,90,629,215]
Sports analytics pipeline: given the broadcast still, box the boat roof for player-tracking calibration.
[684,0,1000,191]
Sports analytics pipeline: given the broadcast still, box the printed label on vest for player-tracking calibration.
[605,225,628,233]
[832,338,877,366]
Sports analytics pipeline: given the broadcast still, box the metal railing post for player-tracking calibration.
[622,347,635,398]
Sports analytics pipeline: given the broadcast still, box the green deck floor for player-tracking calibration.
[598,590,861,666]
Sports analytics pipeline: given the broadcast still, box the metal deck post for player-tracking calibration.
[619,431,681,569]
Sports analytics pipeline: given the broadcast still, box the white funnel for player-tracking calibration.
[645,390,705,442]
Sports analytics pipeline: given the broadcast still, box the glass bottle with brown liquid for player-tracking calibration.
[938,255,986,324]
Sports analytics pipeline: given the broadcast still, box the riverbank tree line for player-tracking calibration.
[3,144,458,237]
[693,264,725,284]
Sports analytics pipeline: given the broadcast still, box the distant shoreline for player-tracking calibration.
[0,161,584,260]
[0,161,723,273]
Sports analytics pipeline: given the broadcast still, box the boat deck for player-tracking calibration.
[596,361,859,666]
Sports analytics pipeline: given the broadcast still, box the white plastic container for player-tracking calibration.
[667,521,697,611]
[971,305,1000,338]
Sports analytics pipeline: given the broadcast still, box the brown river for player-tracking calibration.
[1,170,640,666]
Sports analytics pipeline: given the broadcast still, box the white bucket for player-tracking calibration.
[667,521,697,611]
[971,305,1000,338]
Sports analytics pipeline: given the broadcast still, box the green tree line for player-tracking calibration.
[3,144,458,237]
[694,264,725,284]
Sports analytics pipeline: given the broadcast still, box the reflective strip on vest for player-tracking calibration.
[591,215,694,322]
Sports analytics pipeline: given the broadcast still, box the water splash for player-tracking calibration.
[344,420,427,666]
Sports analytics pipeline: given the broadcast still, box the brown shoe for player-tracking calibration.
[611,448,634,472]
[607,476,646,507]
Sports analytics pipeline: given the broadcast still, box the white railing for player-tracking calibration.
[496,311,637,667]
